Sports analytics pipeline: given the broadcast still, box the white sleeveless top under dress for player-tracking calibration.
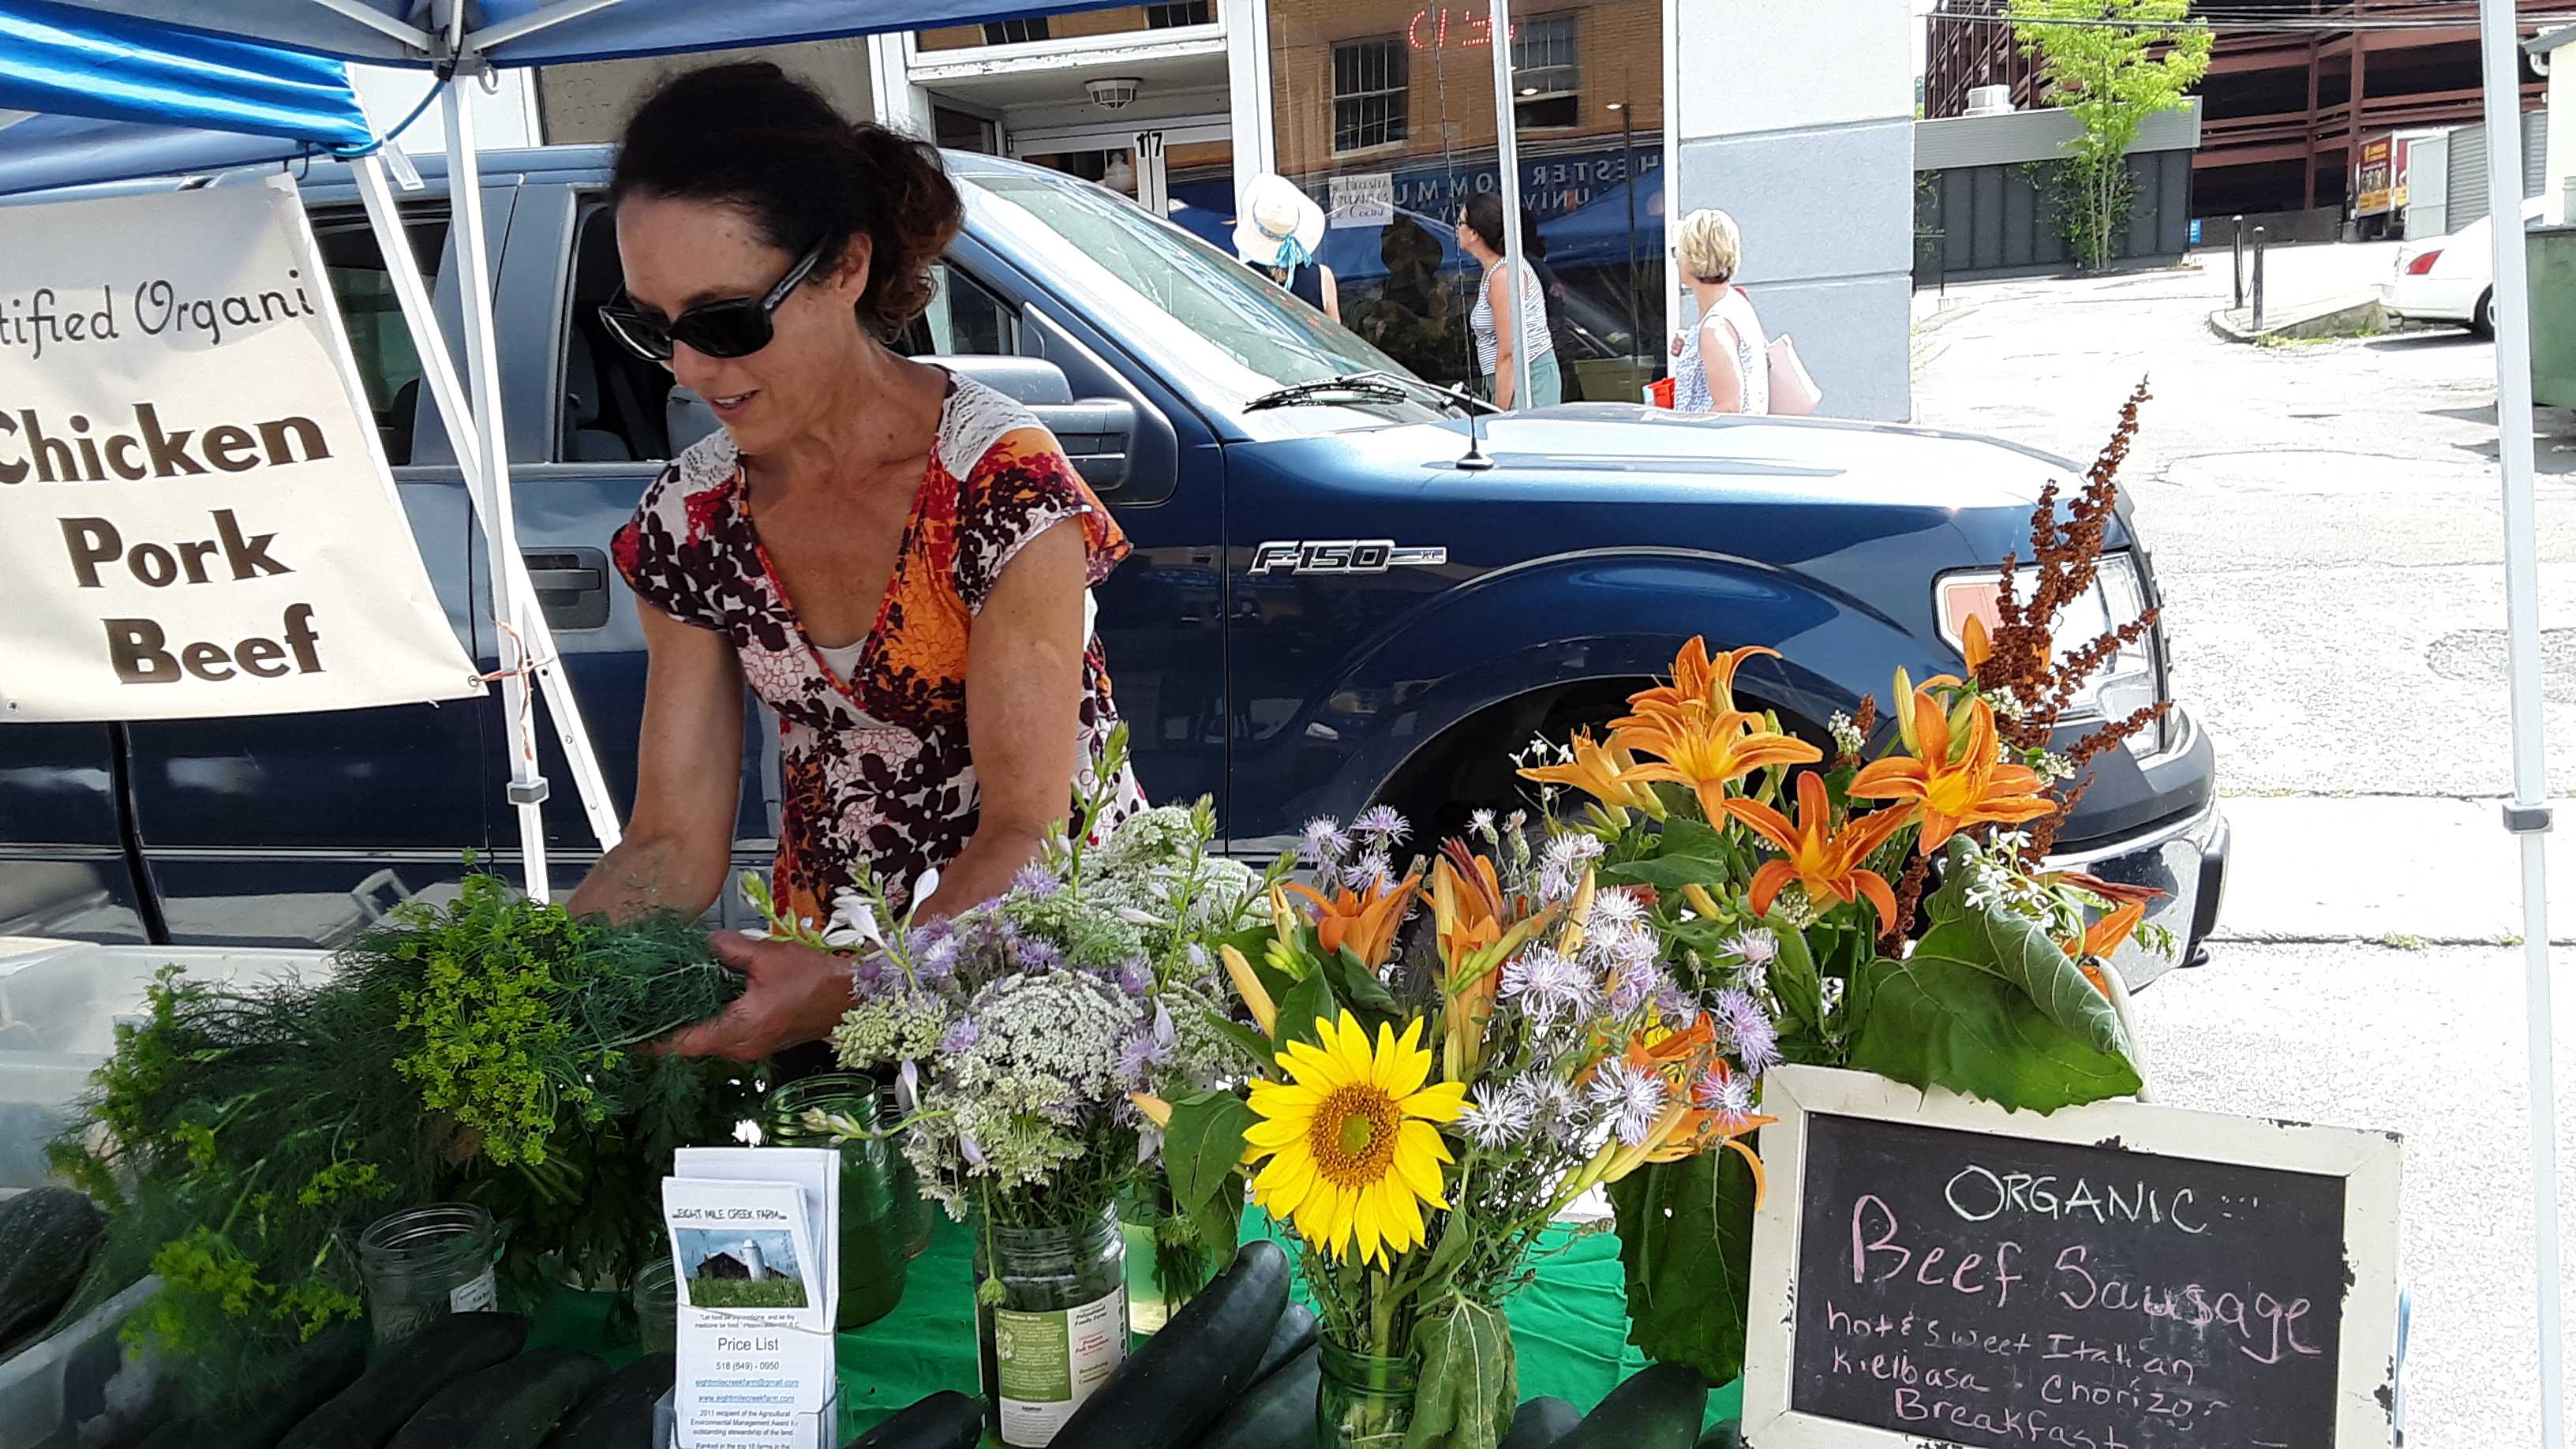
[1675,287,1769,416]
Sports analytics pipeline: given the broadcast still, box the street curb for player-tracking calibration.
[2207,290,2386,344]
[1911,299,1979,335]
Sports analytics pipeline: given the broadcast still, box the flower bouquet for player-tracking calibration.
[787,729,1281,1446]
[1140,806,1773,1449]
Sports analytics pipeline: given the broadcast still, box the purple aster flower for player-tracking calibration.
[1015,936,1063,973]
[1507,1074,1585,1144]
[1500,946,1597,1031]
[1588,888,1646,934]
[1458,1081,1534,1149]
[1117,957,1154,998]
[1300,816,1352,865]
[1347,850,1395,893]
[915,934,961,986]
[1010,863,1061,898]
[1351,805,1410,845]
[1653,989,1702,1028]
[1586,1058,1668,1148]
[852,953,888,989]
[1609,957,1670,1017]
[1113,1029,1170,1088]
[1694,1066,1759,1133]
[1537,833,1604,904]
[938,1018,983,1056]
[1720,927,1779,968]
[1711,987,1780,1074]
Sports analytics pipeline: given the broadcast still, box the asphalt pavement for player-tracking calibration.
[1911,244,2576,1449]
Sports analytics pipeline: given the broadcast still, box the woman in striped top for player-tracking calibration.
[1457,193,1561,410]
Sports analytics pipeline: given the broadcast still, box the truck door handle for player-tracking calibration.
[522,547,612,631]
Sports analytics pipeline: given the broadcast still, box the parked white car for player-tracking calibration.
[2387,195,2548,335]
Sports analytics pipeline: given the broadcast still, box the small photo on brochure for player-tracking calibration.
[675,1226,811,1310]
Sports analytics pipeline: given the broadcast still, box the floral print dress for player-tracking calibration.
[611,373,1142,923]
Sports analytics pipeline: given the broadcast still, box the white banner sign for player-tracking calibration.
[0,177,481,722]
[1328,171,1394,228]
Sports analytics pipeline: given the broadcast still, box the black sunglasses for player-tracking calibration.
[598,238,828,361]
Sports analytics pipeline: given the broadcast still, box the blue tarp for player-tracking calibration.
[28,1,1157,68]
[0,0,376,195]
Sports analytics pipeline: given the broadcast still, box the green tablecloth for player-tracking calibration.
[531,1211,1743,1443]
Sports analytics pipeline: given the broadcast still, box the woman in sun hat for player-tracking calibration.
[1234,173,1341,322]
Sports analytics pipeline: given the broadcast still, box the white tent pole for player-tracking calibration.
[443,77,552,900]
[465,0,628,54]
[352,155,626,855]
[304,0,436,51]
[2477,1,2563,1445]
[1486,0,1532,412]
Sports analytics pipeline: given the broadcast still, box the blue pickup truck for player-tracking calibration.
[0,144,2226,985]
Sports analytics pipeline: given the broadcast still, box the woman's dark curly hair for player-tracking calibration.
[611,62,962,343]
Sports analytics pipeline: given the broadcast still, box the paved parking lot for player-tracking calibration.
[1914,245,2576,1448]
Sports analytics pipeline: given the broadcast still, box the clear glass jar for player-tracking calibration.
[878,1080,937,1259]
[632,1257,677,1355]
[1316,1339,1417,1449]
[358,1203,498,1350]
[974,1205,1129,1448]
[765,1074,911,1330]
[1120,1181,1219,1338]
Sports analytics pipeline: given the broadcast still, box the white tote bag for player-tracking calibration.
[1765,334,1822,417]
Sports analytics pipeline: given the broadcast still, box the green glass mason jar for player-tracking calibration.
[1316,1339,1417,1449]
[764,1073,910,1329]
[878,1079,937,1259]
[974,1204,1129,1448]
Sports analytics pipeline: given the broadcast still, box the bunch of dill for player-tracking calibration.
[51,875,751,1416]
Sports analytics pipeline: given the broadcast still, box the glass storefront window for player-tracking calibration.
[1267,0,1665,402]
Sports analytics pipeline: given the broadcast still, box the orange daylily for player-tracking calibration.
[1431,843,1549,1078]
[1624,638,1779,721]
[1724,769,1916,930]
[1850,687,2054,854]
[1517,729,1666,819]
[2060,899,2147,999]
[1283,871,1423,969]
[1960,613,1993,672]
[1611,702,1822,823]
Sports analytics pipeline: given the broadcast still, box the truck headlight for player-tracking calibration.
[1934,551,2165,755]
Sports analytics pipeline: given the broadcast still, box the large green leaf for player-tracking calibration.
[1182,1172,1245,1260]
[1402,1299,1517,1449]
[1272,972,1340,1054]
[1605,1150,1757,1387]
[1846,955,2141,1111]
[1601,856,1735,893]
[1322,945,1401,1016]
[1163,1092,1256,1211]
[1915,863,2132,1062]
[1202,1010,1280,1073]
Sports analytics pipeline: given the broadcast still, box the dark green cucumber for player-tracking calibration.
[135,1325,368,1449]
[1248,1301,1316,1386]
[0,1187,105,1356]
[1500,1396,1582,1449]
[1554,1365,1709,1449]
[1190,1343,1318,1449]
[543,1351,676,1449]
[275,1311,530,1449]
[841,1390,985,1449]
[388,1346,608,1449]
[1693,1423,1745,1449]
[1058,1239,1290,1449]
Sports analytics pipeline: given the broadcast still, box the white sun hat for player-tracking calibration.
[1233,174,1326,269]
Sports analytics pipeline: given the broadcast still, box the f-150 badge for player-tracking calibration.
[1249,540,1448,575]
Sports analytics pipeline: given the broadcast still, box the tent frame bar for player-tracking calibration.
[350,153,625,859]
[466,0,630,54]
[303,0,432,51]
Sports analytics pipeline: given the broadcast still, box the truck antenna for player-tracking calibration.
[1457,404,1493,470]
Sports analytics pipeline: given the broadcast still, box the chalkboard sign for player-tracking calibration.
[1742,1066,2402,1449]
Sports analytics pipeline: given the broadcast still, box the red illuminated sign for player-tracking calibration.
[1406,8,1517,50]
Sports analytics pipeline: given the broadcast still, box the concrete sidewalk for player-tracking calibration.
[2213,795,2576,945]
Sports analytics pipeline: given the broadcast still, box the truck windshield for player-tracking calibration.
[954,163,1450,430]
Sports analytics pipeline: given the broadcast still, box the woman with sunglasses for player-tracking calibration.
[564,63,1142,1061]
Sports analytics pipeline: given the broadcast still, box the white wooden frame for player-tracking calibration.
[1742,1064,2404,1449]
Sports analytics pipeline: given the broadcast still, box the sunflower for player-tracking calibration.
[1244,1013,1466,1266]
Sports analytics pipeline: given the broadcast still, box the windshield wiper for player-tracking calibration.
[1244,374,1417,412]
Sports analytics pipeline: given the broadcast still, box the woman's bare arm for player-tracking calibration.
[1486,268,1518,409]
[919,517,1091,919]
[565,601,745,921]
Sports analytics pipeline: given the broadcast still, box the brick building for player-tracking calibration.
[1923,0,2552,218]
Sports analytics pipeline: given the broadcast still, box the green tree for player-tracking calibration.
[2008,0,2213,269]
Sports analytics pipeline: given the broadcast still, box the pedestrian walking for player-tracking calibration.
[1457,193,1560,410]
[1669,208,1768,416]
[1234,173,1341,323]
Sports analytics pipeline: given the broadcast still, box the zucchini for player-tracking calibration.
[1189,1343,1316,1449]
[1058,1239,1290,1449]
[1693,1424,1745,1449]
[1552,1365,1708,1449]
[388,1346,608,1449]
[543,1350,675,1449]
[0,1186,105,1356]
[1248,1301,1317,1387]
[1500,1396,1582,1449]
[841,1390,985,1449]
[134,1325,368,1449]
[275,1311,529,1449]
